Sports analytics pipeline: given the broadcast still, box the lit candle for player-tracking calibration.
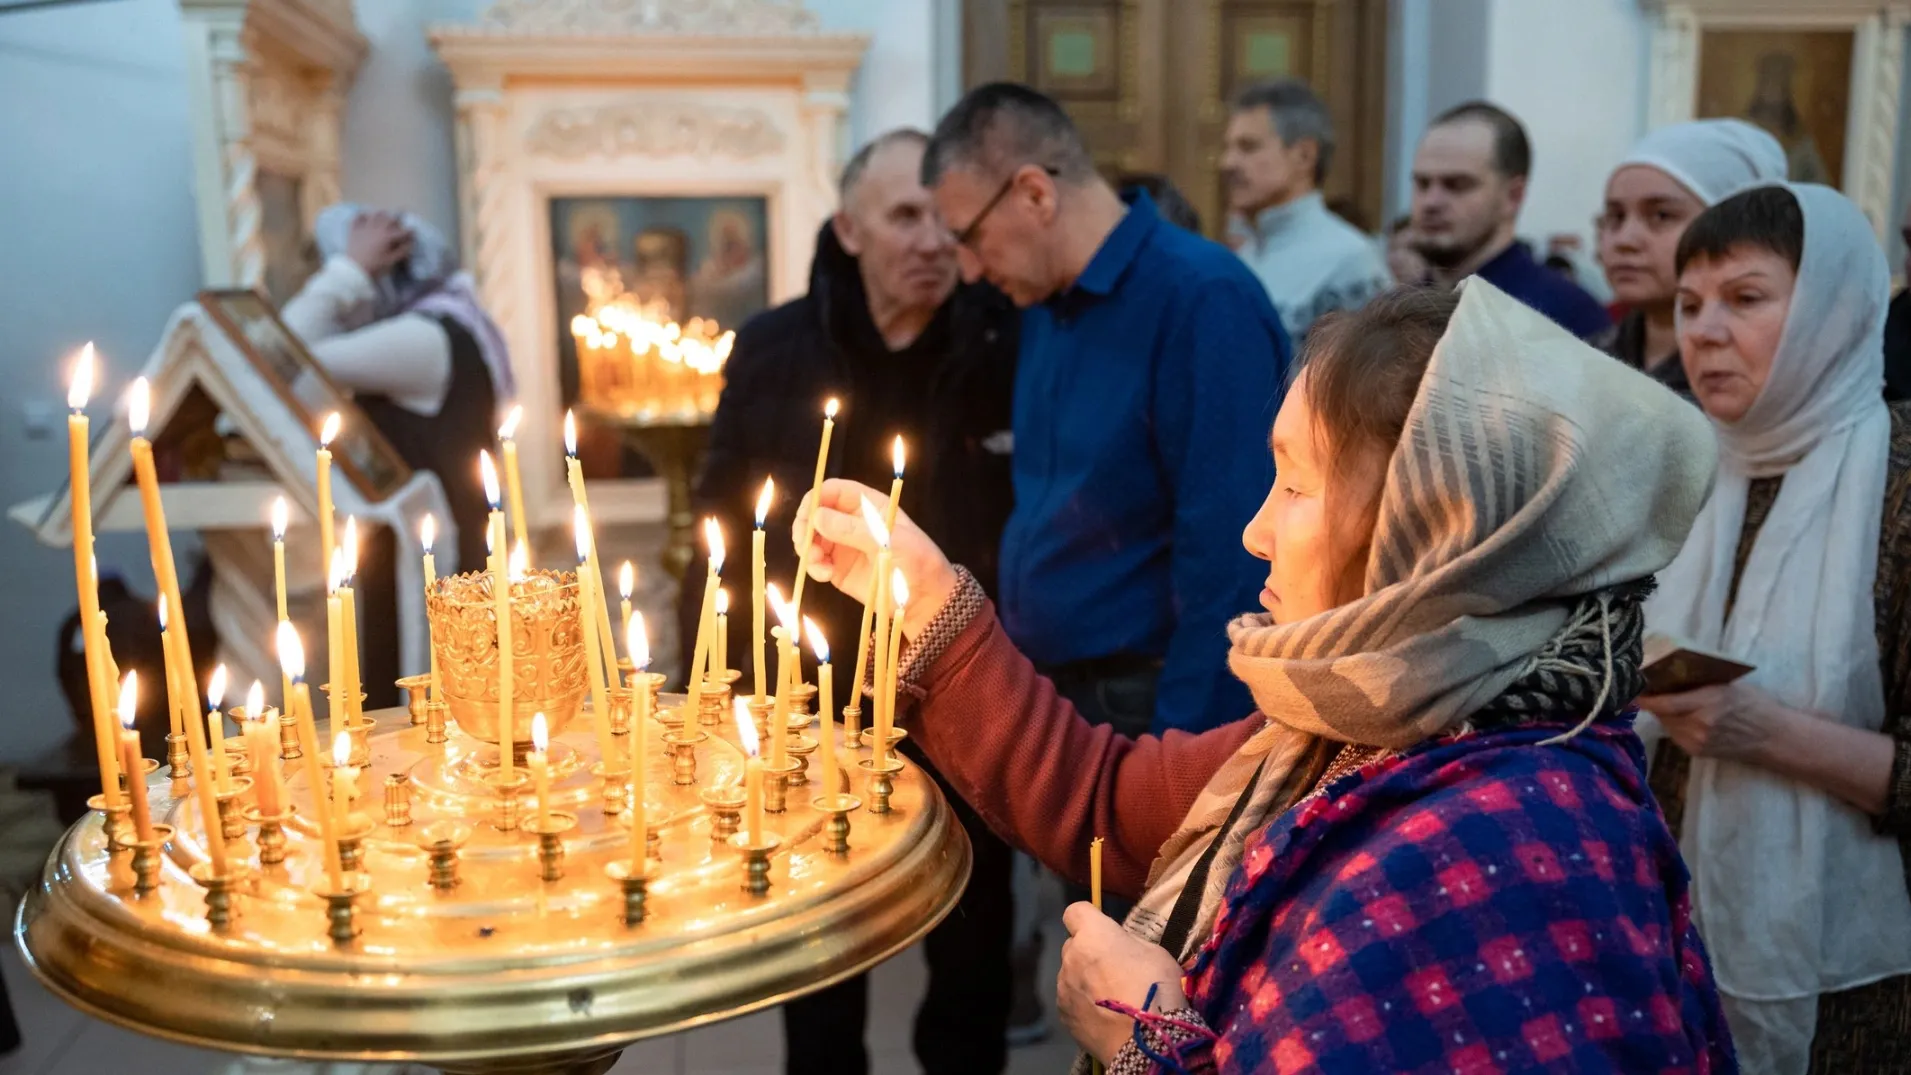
[573,506,616,766]
[498,404,529,548]
[563,411,622,682]
[627,612,649,876]
[618,561,635,634]
[326,549,345,726]
[271,496,292,713]
[279,622,343,889]
[859,497,894,762]
[129,379,222,872]
[245,680,282,817]
[340,517,363,724]
[735,697,763,845]
[66,347,121,809]
[714,588,730,678]
[848,439,906,707]
[331,730,357,834]
[157,595,186,742]
[787,399,838,625]
[683,520,724,720]
[117,671,154,843]
[766,584,795,768]
[1090,836,1104,910]
[752,478,773,704]
[421,514,442,704]
[481,451,514,782]
[528,712,551,831]
[205,663,230,793]
[804,617,836,797]
[877,569,908,767]
[317,412,340,581]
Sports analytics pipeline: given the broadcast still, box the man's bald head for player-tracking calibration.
[832,129,957,322]
[839,128,932,211]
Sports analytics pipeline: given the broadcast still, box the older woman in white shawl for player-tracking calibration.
[1596,119,1786,394]
[1640,182,1911,1073]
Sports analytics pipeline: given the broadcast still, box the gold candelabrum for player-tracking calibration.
[17,569,969,1075]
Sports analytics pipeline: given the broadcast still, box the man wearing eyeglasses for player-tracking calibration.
[921,82,1291,742]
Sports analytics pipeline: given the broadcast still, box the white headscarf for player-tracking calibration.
[1646,182,1911,1074]
[1617,119,1787,206]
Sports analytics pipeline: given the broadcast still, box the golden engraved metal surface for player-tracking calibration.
[15,696,969,1072]
[427,568,590,743]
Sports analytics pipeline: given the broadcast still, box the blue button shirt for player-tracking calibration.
[1000,193,1293,734]
[1475,241,1611,341]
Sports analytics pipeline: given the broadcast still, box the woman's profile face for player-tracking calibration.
[1243,371,1388,625]
[1598,165,1706,309]
[1676,245,1798,424]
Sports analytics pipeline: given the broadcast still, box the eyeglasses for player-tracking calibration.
[947,165,1060,248]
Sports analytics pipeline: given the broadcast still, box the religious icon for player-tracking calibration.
[1698,29,1853,187]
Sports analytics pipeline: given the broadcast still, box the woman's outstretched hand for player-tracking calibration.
[792,479,958,640]
[1058,903,1191,1063]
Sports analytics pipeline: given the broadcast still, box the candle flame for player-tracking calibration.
[892,569,909,610]
[343,516,360,581]
[892,435,906,477]
[716,588,729,616]
[421,513,436,553]
[824,398,839,420]
[208,663,228,710]
[157,592,168,631]
[127,377,150,436]
[804,616,828,664]
[531,711,548,754]
[734,696,759,757]
[755,477,774,527]
[277,620,305,682]
[479,450,501,508]
[860,496,890,550]
[572,504,593,564]
[770,585,798,633]
[509,540,529,581]
[333,730,351,768]
[118,670,137,730]
[68,343,95,411]
[563,409,578,456]
[320,412,341,448]
[246,680,264,720]
[627,611,649,670]
[498,404,523,441]
[271,495,288,540]
[765,582,786,625]
[704,518,725,574]
[619,560,634,600]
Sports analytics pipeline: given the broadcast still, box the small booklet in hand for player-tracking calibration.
[1640,632,1755,695]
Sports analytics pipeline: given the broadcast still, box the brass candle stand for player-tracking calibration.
[385,773,413,827]
[696,670,741,727]
[86,794,131,853]
[533,812,577,882]
[858,756,905,815]
[606,686,632,736]
[214,776,254,843]
[764,759,802,814]
[277,708,302,760]
[424,700,449,744]
[165,733,191,795]
[785,734,818,789]
[397,674,433,725]
[19,689,969,1072]
[593,762,629,815]
[336,815,375,873]
[841,704,863,744]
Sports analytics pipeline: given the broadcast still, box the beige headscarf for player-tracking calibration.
[1645,182,1911,1074]
[1124,278,1718,962]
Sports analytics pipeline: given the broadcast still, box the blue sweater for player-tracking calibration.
[1475,240,1612,341]
[1000,193,1292,734]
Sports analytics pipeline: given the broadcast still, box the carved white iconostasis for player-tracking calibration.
[431,0,869,528]
[1643,0,1908,240]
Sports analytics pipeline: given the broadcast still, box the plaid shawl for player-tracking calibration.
[1159,715,1735,1074]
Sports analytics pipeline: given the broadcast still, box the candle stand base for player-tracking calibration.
[593,763,629,815]
[728,832,781,897]
[215,777,254,843]
[535,813,578,882]
[812,795,861,855]
[397,675,432,725]
[785,736,817,789]
[425,700,449,744]
[418,821,470,891]
[484,772,529,832]
[858,757,906,815]
[189,861,247,932]
[840,705,863,745]
[87,795,131,853]
[859,727,909,755]
[764,759,801,815]
[663,729,706,786]
[245,806,293,865]
[700,785,744,841]
[384,773,413,827]
[277,709,302,760]
[605,861,649,926]
[165,733,191,795]
[336,816,374,873]
[606,687,632,736]
[130,824,172,895]
[316,882,364,946]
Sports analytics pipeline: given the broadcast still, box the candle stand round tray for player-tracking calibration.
[14,696,968,1074]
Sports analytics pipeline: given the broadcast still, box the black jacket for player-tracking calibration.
[676,223,1018,694]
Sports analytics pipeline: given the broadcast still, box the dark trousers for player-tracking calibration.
[1043,659,1161,923]
[781,750,1014,1075]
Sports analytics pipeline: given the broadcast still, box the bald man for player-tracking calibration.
[681,129,1020,1075]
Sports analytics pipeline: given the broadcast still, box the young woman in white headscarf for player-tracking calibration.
[1639,182,1911,1073]
[1595,119,1786,395]
[794,282,1737,1072]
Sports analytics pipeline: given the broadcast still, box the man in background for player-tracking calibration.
[1223,79,1391,340]
[686,129,1018,1075]
[1410,101,1611,339]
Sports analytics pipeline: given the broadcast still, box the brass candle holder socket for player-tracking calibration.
[336,815,375,873]
[728,831,781,897]
[214,776,254,842]
[787,682,817,721]
[425,700,449,744]
[189,861,249,932]
[605,686,633,736]
[840,704,864,743]
[764,758,802,815]
[859,726,909,754]
[858,756,906,815]
[627,671,666,725]
[623,813,662,862]
[396,674,433,724]
[812,794,862,855]
[700,785,745,841]
[315,880,369,946]
[277,708,302,760]
[604,860,650,926]
[417,821,471,891]
[384,772,413,827]
[663,728,707,786]
[592,762,629,815]
[245,805,294,865]
[165,733,191,792]
[745,698,775,744]
[695,670,741,726]
[534,812,578,881]
[118,756,161,797]
[87,794,131,853]
[785,735,818,789]
[129,823,173,895]
[483,771,529,832]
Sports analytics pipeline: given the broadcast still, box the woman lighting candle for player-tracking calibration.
[279,622,342,890]
[421,514,442,703]
[480,451,514,781]
[684,520,724,720]
[498,404,529,547]
[627,612,649,874]
[735,697,764,845]
[117,671,154,844]
[804,617,837,797]
[752,478,773,705]
[66,346,120,809]
[317,412,341,575]
[528,712,552,831]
